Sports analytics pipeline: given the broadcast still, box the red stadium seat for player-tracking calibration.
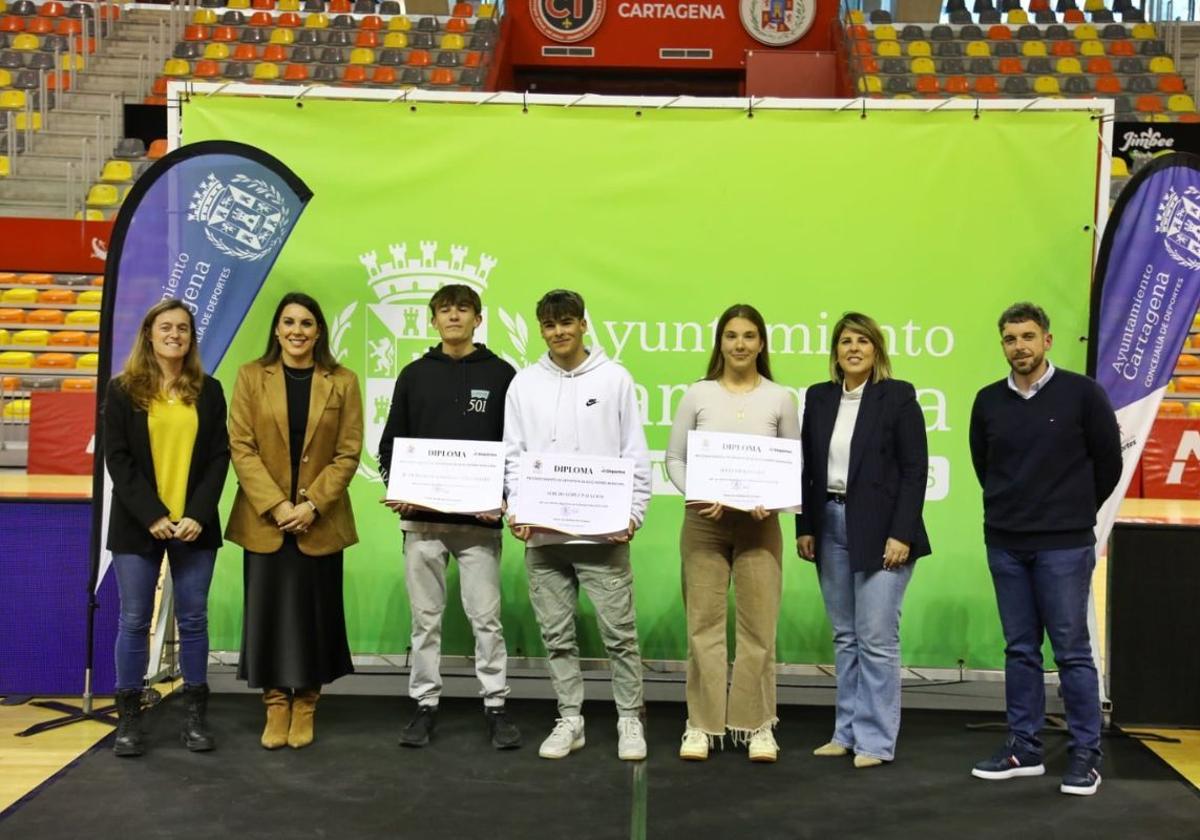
[1085,56,1112,74]
[213,25,238,41]
[915,75,939,94]
[360,14,382,29]
[1108,39,1135,56]
[997,57,1022,74]
[193,59,220,77]
[1158,74,1186,93]
[1094,74,1120,94]
[987,25,1011,40]
[283,62,309,80]
[973,75,999,94]
[184,24,210,41]
[1135,94,1164,113]
[1063,8,1085,21]
[944,75,969,94]
[355,30,378,47]
[341,64,366,83]
[262,43,287,60]
[1051,40,1077,57]
[370,65,396,83]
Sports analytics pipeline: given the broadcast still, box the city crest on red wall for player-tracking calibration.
[531,0,607,42]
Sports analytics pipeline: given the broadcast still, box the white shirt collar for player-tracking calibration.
[1007,360,1055,400]
[841,379,867,400]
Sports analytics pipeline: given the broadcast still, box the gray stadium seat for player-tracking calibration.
[1003,75,1031,95]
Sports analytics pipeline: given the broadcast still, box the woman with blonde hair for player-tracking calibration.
[104,298,229,756]
[226,292,363,750]
[796,311,930,768]
[667,303,800,763]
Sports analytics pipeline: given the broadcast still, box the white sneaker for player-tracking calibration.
[748,728,778,763]
[679,724,709,761]
[538,716,585,759]
[617,717,647,761]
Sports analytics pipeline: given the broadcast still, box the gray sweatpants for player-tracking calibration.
[404,527,509,708]
[524,542,644,718]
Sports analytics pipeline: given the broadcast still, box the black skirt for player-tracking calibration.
[238,535,354,690]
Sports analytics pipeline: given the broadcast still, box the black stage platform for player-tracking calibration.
[2,696,1197,840]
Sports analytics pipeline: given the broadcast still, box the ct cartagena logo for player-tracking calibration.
[531,0,606,42]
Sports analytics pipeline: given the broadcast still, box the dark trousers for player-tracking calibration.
[986,545,1102,757]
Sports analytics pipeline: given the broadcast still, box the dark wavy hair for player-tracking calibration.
[258,291,339,370]
[704,304,773,381]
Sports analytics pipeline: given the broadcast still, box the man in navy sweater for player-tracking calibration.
[968,302,1121,797]
[377,284,520,751]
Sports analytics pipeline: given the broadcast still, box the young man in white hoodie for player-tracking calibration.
[503,289,651,761]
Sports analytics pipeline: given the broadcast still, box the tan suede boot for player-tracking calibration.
[261,689,291,750]
[288,689,320,749]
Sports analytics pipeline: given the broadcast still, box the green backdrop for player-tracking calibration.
[181,96,1100,669]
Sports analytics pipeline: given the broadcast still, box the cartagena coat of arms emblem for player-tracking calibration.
[187,173,291,262]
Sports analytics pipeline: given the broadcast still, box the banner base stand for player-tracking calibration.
[15,698,117,738]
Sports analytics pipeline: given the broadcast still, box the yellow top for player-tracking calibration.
[147,395,198,521]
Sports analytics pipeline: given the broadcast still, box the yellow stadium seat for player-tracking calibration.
[203,42,231,60]
[874,24,897,40]
[252,61,280,80]
[0,68,10,87]
[347,47,373,64]
[0,350,34,368]
[1022,41,1047,57]
[65,310,100,326]
[1084,0,1105,9]
[1131,22,1157,39]
[387,14,411,30]
[269,27,295,44]
[1080,39,1105,56]
[0,329,8,346]
[2,288,37,304]
[848,9,864,23]
[1074,24,1098,40]
[228,0,249,7]
[74,209,106,221]
[0,90,27,110]
[75,289,102,305]
[11,33,40,50]
[192,8,217,24]
[60,53,83,70]
[0,156,8,178]
[477,3,495,17]
[911,57,935,74]
[14,111,41,131]
[1111,157,1129,177]
[1033,75,1061,95]
[26,309,63,324]
[12,329,49,346]
[1056,57,1082,74]
[439,33,464,50]
[965,41,991,57]
[857,75,882,93]
[76,352,98,369]
[304,13,328,28]
[86,184,119,207]
[1168,94,1197,112]
[3,399,31,419]
[876,40,901,57]
[1149,56,1176,74]
[100,160,132,183]
[383,31,408,48]
[905,40,930,57]
[278,0,300,8]
[163,58,190,77]
[1007,9,1028,23]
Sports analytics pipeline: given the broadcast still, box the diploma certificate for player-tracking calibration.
[510,452,635,537]
[684,430,802,512]
[385,437,505,515]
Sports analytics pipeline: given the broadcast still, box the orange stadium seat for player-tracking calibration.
[87,332,100,346]
[1086,56,1113,74]
[340,64,366,83]
[915,75,939,94]
[328,0,350,10]
[463,50,482,67]
[859,56,879,74]
[248,11,272,26]
[53,16,79,35]
[848,23,868,40]
[277,12,301,26]
[26,309,64,324]
[360,14,382,30]
[1051,40,1077,57]
[355,30,378,47]
[974,75,999,94]
[370,65,396,84]
[407,49,430,66]
[0,16,25,32]
[987,25,1012,40]
[1063,8,1085,22]
[1094,75,1121,94]
[429,67,454,85]
[40,1,64,16]
[26,16,52,33]
[0,273,15,283]
[283,62,308,80]
[184,24,209,41]
[944,75,970,94]
[1108,40,1135,56]
[212,25,237,42]
[252,0,275,8]
[1136,94,1164,113]
[90,276,102,286]
[49,330,86,346]
[17,273,50,284]
[233,44,259,60]
[1,375,19,390]
[1158,75,1186,93]
[452,1,472,15]
[0,309,26,324]
[445,17,467,33]
[36,288,74,304]
[34,351,75,368]
[262,43,287,60]
[60,377,94,391]
[194,58,220,78]
[998,57,1022,74]
[1157,402,1185,417]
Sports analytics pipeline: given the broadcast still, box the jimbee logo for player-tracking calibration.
[531,0,605,43]
[187,173,290,261]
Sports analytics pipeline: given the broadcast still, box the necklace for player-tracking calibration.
[720,375,760,421]
[283,365,315,381]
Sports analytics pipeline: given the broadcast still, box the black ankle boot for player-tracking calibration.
[180,683,215,752]
[113,689,145,757]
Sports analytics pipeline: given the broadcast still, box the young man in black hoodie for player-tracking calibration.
[968,302,1121,797]
[378,284,520,750]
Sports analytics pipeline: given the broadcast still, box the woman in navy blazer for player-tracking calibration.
[796,312,930,767]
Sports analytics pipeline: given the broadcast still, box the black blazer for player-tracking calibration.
[104,375,230,554]
[795,378,931,573]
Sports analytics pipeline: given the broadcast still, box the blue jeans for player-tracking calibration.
[817,500,913,761]
[986,545,1101,757]
[113,541,216,691]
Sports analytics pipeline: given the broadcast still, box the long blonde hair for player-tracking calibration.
[116,299,205,410]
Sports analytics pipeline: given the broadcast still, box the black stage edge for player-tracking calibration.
[1,696,1197,840]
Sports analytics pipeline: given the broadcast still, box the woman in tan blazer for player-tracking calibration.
[226,291,363,750]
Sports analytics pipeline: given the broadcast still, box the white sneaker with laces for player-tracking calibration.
[748,728,779,763]
[679,724,709,761]
[617,717,647,761]
[538,716,585,759]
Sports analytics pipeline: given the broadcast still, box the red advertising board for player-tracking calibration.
[510,0,837,70]
[1141,417,1200,499]
[0,218,111,274]
[27,391,96,476]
